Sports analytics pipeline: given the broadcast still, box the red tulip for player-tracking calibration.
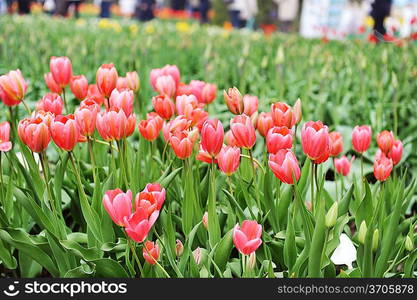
[138,118,161,141]
[374,156,393,182]
[243,95,259,116]
[217,145,241,176]
[256,112,274,137]
[224,87,244,115]
[201,83,217,104]
[0,122,12,152]
[50,56,73,88]
[36,93,63,116]
[388,139,403,165]
[352,125,372,154]
[18,117,51,153]
[170,129,199,159]
[225,130,238,147]
[152,95,175,120]
[103,189,132,226]
[230,115,256,149]
[124,208,159,243]
[196,145,215,164]
[87,84,105,106]
[269,149,301,184]
[44,72,63,94]
[301,120,330,160]
[329,131,343,157]
[75,99,100,136]
[270,102,295,128]
[109,89,134,116]
[155,75,176,99]
[96,63,118,98]
[50,114,81,151]
[70,75,88,100]
[201,119,224,157]
[190,108,208,131]
[376,130,394,154]
[96,108,136,141]
[163,116,192,142]
[233,220,262,255]
[0,69,28,106]
[135,183,166,217]
[266,126,293,154]
[143,241,160,265]
[334,156,355,176]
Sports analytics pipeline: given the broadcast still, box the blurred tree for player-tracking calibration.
[211,0,229,25]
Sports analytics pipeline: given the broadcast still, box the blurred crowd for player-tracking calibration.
[0,0,416,39]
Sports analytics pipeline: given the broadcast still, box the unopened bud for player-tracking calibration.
[202,212,208,229]
[175,239,184,257]
[372,229,379,252]
[325,202,338,228]
[405,236,414,252]
[193,247,202,265]
[358,221,367,244]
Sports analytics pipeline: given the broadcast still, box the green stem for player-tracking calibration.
[62,87,68,113]
[310,161,315,213]
[39,152,57,218]
[248,149,261,213]
[88,137,97,184]
[0,152,4,207]
[21,99,31,115]
[128,238,144,277]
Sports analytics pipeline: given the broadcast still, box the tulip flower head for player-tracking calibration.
[243,95,259,117]
[135,183,166,218]
[373,155,393,182]
[44,72,63,94]
[329,131,343,157]
[201,119,224,158]
[293,98,302,125]
[376,130,394,154]
[169,129,198,159]
[201,83,217,104]
[96,63,118,98]
[230,114,256,149]
[126,71,140,92]
[233,220,262,255]
[103,189,133,227]
[109,89,134,116]
[50,114,82,151]
[18,117,51,153]
[269,149,301,184]
[138,117,162,141]
[152,95,175,120]
[217,145,241,176]
[176,94,199,117]
[266,126,293,154]
[388,139,403,165]
[334,156,355,176]
[0,69,28,106]
[352,125,372,154]
[75,99,100,137]
[301,120,330,161]
[175,239,184,257]
[224,87,244,115]
[143,241,160,265]
[96,108,136,141]
[36,93,64,116]
[202,212,208,229]
[49,56,73,88]
[150,65,180,90]
[270,102,295,128]
[155,75,176,99]
[70,75,89,100]
[124,207,159,243]
[87,84,105,106]
[0,122,12,152]
[256,112,274,137]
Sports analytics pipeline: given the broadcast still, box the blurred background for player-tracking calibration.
[1,0,417,41]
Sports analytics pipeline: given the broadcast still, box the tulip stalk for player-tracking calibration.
[248,149,261,213]
[0,153,4,206]
[39,152,58,220]
[62,87,69,113]
[87,137,97,184]
[127,238,144,277]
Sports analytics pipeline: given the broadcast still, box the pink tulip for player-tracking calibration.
[143,241,160,265]
[256,112,274,137]
[124,207,159,243]
[0,69,28,106]
[190,108,208,131]
[116,77,129,91]
[334,156,355,176]
[230,115,256,149]
[201,119,224,158]
[352,125,372,154]
[175,239,184,257]
[135,183,166,218]
[36,93,63,116]
[243,95,259,116]
[225,130,238,147]
[329,131,343,157]
[266,126,293,154]
[201,83,217,104]
[269,149,301,184]
[374,156,393,182]
[103,189,132,226]
[18,117,51,153]
[50,114,82,151]
[217,145,241,176]
[270,102,295,128]
[233,220,262,255]
[70,75,88,100]
[44,72,63,94]
[301,120,330,160]
[170,129,199,159]
[50,56,73,88]
[126,71,140,92]
[138,118,161,141]
[150,65,180,90]
[87,84,105,106]
[155,75,176,99]
[152,95,175,120]
[109,89,134,116]
[202,212,208,229]
[196,145,215,164]
[224,87,244,115]
[388,139,403,165]
[376,130,394,154]
[96,108,136,141]
[163,116,192,142]
[293,99,302,125]
[75,99,100,136]
[188,80,205,102]
[96,63,118,98]
[176,94,199,117]
[0,122,12,152]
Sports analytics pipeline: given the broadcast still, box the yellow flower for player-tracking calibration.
[364,16,374,28]
[145,24,155,34]
[76,19,86,27]
[176,22,190,33]
[98,19,110,29]
[129,24,139,35]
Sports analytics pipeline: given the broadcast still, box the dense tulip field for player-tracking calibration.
[0,15,416,279]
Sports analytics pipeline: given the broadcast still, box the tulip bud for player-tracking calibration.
[325,202,338,228]
[358,221,367,245]
[372,229,379,252]
[202,212,208,229]
[193,247,202,265]
[405,236,414,252]
[175,239,184,257]
[247,252,256,270]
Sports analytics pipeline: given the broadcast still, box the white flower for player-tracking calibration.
[330,233,357,269]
